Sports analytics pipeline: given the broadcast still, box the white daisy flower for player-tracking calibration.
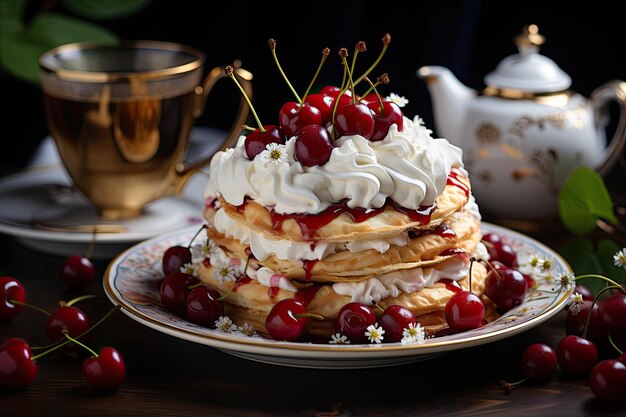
[179,262,198,276]
[365,324,385,344]
[329,333,350,344]
[213,263,236,283]
[214,316,236,333]
[191,239,212,259]
[385,92,409,108]
[614,248,626,270]
[556,272,576,291]
[540,258,554,273]
[568,292,584,316]
[401,323,425,345]
[238,322,256,336]
[259,143,288,166]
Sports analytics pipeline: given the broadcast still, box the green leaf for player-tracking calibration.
[597,239,626,284]
[558,166,618,235]
[0,0,26,35]
[559,237,606,295]
[60,0,152,21]
[0,34,49,84]
[27,12,118,48]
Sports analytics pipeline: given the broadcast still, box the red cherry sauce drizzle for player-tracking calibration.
[205,197,220,210]
[232,276,252,292]
[295,284,322,306]
[439,248,465,257]
[302,259,319,282]
[267,274,285,299]
[389,201,435,224]
[202,258,211,268]
[446,169,470,198]
[439,278,462,293]
[434,225,456,239]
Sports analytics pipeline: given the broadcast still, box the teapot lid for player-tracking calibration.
[484,25,571,93]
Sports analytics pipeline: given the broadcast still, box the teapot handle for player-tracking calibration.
[590,80,626,176]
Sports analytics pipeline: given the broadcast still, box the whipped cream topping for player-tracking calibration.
[213,208,408,262]
[332,256,468,304]
[206,116,465,214]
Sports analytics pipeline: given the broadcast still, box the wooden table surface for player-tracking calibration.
[1,229,625,417]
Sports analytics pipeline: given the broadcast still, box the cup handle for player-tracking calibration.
[591,80,626,176]
[173,60,252,191]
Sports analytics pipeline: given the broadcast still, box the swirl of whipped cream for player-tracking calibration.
[206,116,464,214]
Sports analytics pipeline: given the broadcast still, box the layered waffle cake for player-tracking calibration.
[197,114,495,340]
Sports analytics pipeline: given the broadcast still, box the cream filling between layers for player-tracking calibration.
[212,208,408,262]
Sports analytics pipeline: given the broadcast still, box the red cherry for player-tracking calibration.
[334,302,376,343]
[59,255,96,290]
[160,272,200,316]
[484,266,528,314]
[487,242,517,268]
[0,276,26,321]
[294,124,333,166]
[320,85,341,96]
[0,337,38,389]
[279,102,322,138]
[520,343,557,381]
[265,298,307,341]
[333,102,375,139]
[618,353,626,366]
[574,284,594,301]
[444,291,485,332]
[556,335,598,375]
[185,286,224,327]
[244,125,284,160]
[162,245,192,276]
[598,292,626,331]
[367,100,404,141]
[588,359,626,402]
[379,305,416,342]
[304,93,334,125]
[482,233,502,246]
[46,306,90,347]
[566,300,608,350]
[82,347,125,390]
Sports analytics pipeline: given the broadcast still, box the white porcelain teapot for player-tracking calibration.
[418,24,626,226]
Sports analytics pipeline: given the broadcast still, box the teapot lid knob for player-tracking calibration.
[515,24,545,49]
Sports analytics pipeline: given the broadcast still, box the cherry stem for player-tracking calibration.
[31,304,121,360]
[582,284,622,339]
[85,227,96,260]
[499,374,532,394]
[268,38,302,103]
[608,332,624,355]
[188,282,204,290]
[187,224,208,249]
[225,65,265,132]
[295,312,325,320]
[63,331,98,358]
[353,33,391,86]
[339,61,348,91]
[300,48,330,107]
[9,299,51,316]
[468,257,476,293]
[349,41,366,85]
[241,124,256,131]
[339,54,356,104]
[64,294,100,307]
[575,274,625,292]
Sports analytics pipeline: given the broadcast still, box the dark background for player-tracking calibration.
[2,0,626,187]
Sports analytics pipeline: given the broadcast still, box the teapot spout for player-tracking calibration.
[417,66,475,146]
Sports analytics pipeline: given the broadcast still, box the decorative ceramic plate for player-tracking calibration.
[104,222,573,369]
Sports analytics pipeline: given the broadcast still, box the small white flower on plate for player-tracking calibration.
[556,272,576,292]
[614,248,626,270]
[365,323,385,344]
[259,143,288,166]
[568,292,584,316]
[214,263,236,283]
[238,322,256,336]
[191,239,212,259]
[329,333,350,344]
[401,322,425,345]
[179,262,198,276]
[214,316,236,333]
[385,92,409,108]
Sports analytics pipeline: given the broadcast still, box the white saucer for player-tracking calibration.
[0,127,225,259]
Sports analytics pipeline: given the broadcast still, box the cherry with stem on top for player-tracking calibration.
[499,343,557,393]
[265,298,324,341]
[59,227,97,290]
[444,258,486,332]
[224,64,284,159]
[162,224,207,276]
[1,276,28,321]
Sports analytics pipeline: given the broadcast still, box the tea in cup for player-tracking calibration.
[39,41,251,219]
